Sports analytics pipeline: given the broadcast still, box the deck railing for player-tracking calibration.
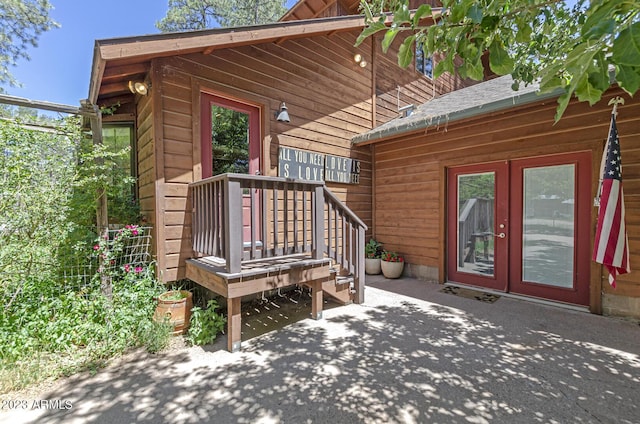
[190,174,366,301]
[458,197,494,265]
[323,186,366,303]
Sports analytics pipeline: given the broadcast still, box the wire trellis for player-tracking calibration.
[0,226,153,303]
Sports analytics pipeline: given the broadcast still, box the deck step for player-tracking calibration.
[323,268,355,305]
[335,275,354,286]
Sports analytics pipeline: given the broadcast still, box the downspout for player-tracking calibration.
[370,35,377,239]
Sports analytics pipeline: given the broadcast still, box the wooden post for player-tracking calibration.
[313,185,325,260]
[224,177,243,273]
[86,102,111,301]
[227,297,242,352]
[355,225,365,304]
[311,279,323,320]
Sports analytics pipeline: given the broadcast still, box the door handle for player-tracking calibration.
[494,232,506,239]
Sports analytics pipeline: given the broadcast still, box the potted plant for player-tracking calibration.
[153,290,193,335]
[365,238,383,275]
[380,250,404,279]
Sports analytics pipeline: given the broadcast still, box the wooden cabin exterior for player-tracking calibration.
[87,6,477,349]
[88,0,639,331]
[353,76,640,318]
[88,11,468,279]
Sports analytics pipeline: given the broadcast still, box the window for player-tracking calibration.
[102,125,135,180]
[416,42,433,78]
[102,124,138,219]
[200,93,260,179]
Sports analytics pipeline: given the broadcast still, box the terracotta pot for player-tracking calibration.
[154,290,193,335]
[381,260,404,279]
[365,258,382,275]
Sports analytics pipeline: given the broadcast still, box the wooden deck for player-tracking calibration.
[187,174,366,352]
[186,254,352,352]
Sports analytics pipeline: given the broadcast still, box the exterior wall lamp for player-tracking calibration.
[128,81,149,96]
[354,53,367,68]
[275,102,290,122]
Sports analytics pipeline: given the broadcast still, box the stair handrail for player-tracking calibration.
[322,187,367,229]
[323,186,367,304]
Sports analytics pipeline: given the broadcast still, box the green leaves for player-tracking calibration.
[398,35,415,68]
[489,41,514,75]
[616,64,640,95]
[187,300,226,346]
[412,4,432,27]
[355,21,388,47]
[613,22,640,66]
[0,0,58,86]
[381,29,399,53]
[467,4,483,24]
[581,0,619,39]
[157,0,287,31]
[358,0,640,122]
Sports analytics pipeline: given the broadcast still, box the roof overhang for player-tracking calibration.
[89,14,377,104]
[281,0,361,21]
[352,76,564,146]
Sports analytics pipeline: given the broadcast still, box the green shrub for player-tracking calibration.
[186,300,226,346]
[0,243,164,393]
[136,319,173,354]
[0,116,153,393]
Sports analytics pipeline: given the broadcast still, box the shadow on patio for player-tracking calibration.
[7,279,640,424]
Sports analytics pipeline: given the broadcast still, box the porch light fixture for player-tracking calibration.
[128,80,149,96]
[275,102,290,122]
[354,53,367,68]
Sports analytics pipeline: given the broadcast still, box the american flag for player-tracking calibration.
[592,110,630,288]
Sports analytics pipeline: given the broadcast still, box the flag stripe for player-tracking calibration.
[592,112,630,288]
[594,180,619,263]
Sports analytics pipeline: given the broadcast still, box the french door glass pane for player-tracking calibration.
[457,172,495,276]
[522,165,575,287]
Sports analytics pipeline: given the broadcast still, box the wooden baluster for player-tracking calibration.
[313,186,324,260]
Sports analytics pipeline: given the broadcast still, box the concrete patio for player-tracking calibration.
[2,276,639,423]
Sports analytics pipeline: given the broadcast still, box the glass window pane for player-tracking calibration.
[210,105,249,176]
[457,172,495,276]
[522,165,575,287]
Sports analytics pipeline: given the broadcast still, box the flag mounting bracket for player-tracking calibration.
[608,96,625,106]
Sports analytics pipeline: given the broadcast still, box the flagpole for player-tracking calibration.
[595,97,625,206]
[593,95,630,289]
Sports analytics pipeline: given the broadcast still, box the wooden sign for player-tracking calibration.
[325,154,360,184]
[278,147,361,184]
[278,147,324,182]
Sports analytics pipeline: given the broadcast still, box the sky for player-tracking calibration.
[4,0,297,109]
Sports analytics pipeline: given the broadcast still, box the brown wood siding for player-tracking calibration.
[372,88,640,300]
[373,34,475,127]
[156,63,193,281]
[136,93,155,230]
[153,29,424,281]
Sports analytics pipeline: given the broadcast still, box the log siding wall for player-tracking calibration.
[139,30,426,281]
[371,88,640,315]
[136,92,156,237]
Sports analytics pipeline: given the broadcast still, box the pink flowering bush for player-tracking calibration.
[92,225,147,277]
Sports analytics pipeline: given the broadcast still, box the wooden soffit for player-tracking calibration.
[281,0,361,21]
[89,14,377,103]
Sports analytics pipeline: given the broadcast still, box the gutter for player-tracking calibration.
[352,87,564,145]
